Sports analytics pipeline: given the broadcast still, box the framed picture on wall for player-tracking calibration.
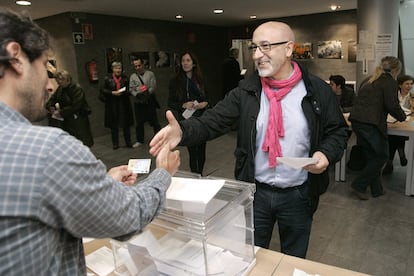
[105,47,122,73]
[129,52,150,69]
[317,40,342,59]
[293,42,313,59]
[153,51,171,68]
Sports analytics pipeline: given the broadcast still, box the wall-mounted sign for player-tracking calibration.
[82,24,93,40]
[73,32,84,44]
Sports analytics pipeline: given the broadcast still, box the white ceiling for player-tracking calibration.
[5,0,357,26]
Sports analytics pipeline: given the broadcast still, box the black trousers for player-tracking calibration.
[187,142,206,175]
[134,103,161,143]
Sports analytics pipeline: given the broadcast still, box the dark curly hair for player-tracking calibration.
[0,8,50,63]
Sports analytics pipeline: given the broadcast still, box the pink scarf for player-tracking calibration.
[112,74,122,90]
[261,61,302,167]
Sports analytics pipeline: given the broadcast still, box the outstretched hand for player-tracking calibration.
[149,110,182,156]
[107,165,137,186]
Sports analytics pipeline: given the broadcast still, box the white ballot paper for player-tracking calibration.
[118,86,126,92]
[277,157,318,169]
[182,108,196,119]
[182,100,199,119]
[85,246,114,276]
[128,159,151,173]
[167,177,224,206]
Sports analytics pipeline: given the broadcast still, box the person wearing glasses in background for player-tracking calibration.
[150,21,348,258]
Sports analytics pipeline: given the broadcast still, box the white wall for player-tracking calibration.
[400,0,414,76]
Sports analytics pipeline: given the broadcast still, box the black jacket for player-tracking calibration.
[349,73,406,137]
[179,63,348,214]
[101,73,134,129]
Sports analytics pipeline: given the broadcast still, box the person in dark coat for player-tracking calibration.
[46,70,94,147]
[101,62,134,149]
[329,74,355,113]
[168,51,209,175]
[151,22,348,258]
[222,47,243,98]
[349,56,406,199]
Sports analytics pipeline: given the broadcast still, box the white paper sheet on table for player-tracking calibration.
[167,177,224,204]
[85,246,114,276]
[277,157,318,169]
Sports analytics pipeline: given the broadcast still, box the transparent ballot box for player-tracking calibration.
[111,172,256,275]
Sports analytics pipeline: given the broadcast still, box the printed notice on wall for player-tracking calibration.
[375,34,393,64]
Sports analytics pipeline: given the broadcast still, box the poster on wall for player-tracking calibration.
[154,51,171,68]
[317,40,342,59]
[129,52,150,69]
[293,42,313,59]
[105,48,122,73]
[348,40,357,63]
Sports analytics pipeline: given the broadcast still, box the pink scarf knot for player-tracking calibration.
[112,74,122,90]
[261,61,302,167]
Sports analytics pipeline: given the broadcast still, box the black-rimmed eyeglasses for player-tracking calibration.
[248,41,289,53]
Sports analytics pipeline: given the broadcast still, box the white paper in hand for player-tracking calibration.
[128,159,151,173]
[276,157,318,169]
[182,108,196,119]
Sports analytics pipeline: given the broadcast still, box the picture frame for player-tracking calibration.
[317,40,342,59]
[153,51,171,68]
[105,47,122,73]
[293,42,313,59]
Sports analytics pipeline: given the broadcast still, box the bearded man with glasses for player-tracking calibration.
[150,21,348,258]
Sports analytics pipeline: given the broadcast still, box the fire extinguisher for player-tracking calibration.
[86,59,99,83]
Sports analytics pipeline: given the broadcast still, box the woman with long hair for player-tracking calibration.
[168,51,209,175]
[349,56,406,199]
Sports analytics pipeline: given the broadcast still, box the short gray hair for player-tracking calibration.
[111,61,122,68]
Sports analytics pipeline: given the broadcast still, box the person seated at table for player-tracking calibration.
[383,74,414,174]
[329,75,355,113]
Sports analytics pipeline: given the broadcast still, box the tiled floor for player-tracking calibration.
[90,125,414,276]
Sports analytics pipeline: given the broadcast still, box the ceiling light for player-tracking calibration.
[176,15,183,19]
[250,15,257,19]
[16,0,32,5]
[330,5,341,11]
[213,9,224,14]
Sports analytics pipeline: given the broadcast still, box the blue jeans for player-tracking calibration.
[253,181,312,258]
[351,121,388,196]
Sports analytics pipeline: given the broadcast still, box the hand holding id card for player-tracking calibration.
[128,159,151,173]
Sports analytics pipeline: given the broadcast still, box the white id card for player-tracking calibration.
[128,159,151,173]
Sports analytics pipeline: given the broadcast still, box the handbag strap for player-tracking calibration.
[137,74,145,85]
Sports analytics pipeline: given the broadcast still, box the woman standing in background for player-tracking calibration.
[168,52,209,175]
[46,70,94,147]
[349,56,406,199]
[101,62,133,149]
